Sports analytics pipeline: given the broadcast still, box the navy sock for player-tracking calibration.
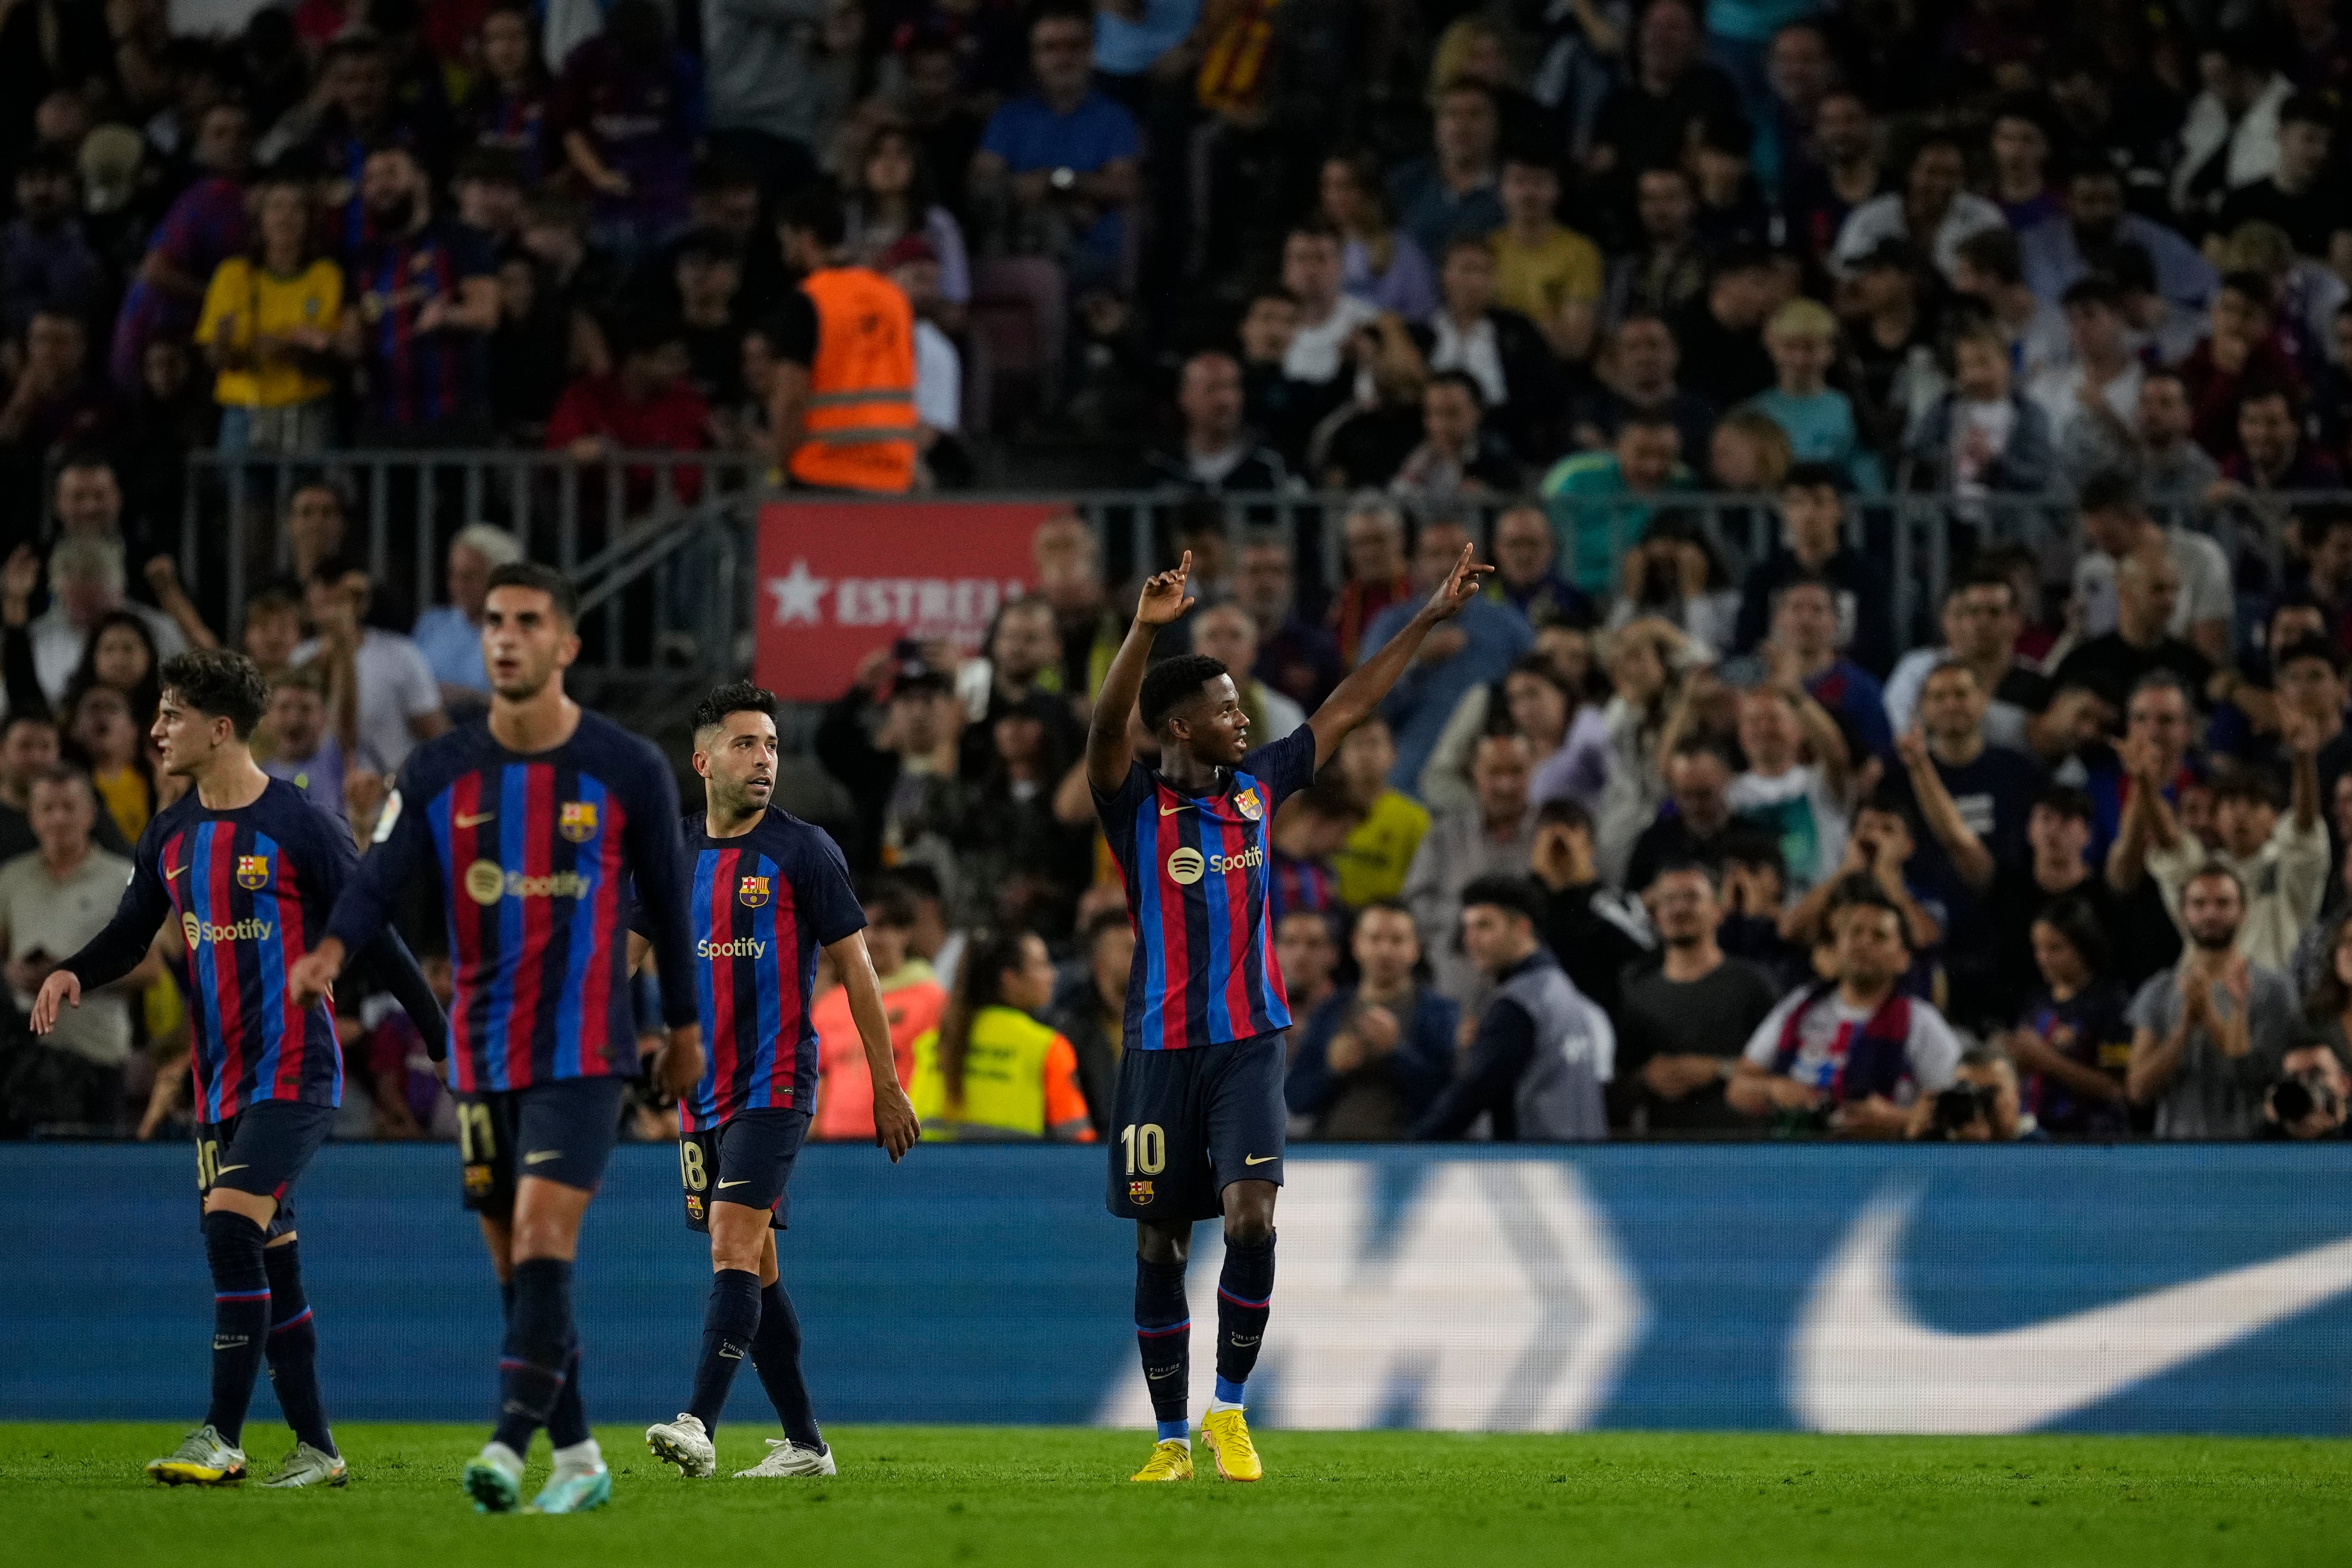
[687,1269,762,1435]
[751,1280,824,1452]
[492,1259,575,1455]
[1135,1257,1191,1438]
[546,1346,588,1450]
[262,1241,334,1456]
[1215,1233,1275,1401]
[202,1211,271,1446]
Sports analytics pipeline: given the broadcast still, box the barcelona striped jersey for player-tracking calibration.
[633,810,866,1132]
[1094,728,1318,1051]
[328,713,697,1094]
[60,779,441,1122]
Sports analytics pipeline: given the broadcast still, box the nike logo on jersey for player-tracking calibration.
[1160,801,1192,815]
[1794,1192,2352,1433]
[524,1149,563,1165]
[1244,1155,1279,1166]
[455,811,496,828]
[716,1179,749,1189]
[166,864,189,879]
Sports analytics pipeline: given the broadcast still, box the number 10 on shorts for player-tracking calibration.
[1121,1122,1164,1175]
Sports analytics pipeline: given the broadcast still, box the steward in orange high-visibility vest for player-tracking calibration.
[773,185,918,493]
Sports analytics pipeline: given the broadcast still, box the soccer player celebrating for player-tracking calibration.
[1089,542,1489,1482]
[287,563,702,1515]
[637,682,920,1480]
[33,649,444,1489]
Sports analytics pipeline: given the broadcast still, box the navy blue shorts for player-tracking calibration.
[1105,1030,1286,1222]
[454,1075,630,1217]
[196,1100,337,1239]
[679,1108,810,1233]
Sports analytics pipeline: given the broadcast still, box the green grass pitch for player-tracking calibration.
[5,1424,2346,1568]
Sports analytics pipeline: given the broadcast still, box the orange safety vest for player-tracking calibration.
[790,266,919,493]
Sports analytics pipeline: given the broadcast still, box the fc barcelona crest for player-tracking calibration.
[739,875,771,908]
[1234,787,1262,821]
[1128,1180,1155,1205]
[236,854,270,890]
[558,801,598,842]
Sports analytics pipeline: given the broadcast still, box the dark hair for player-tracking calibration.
[2280,90,2335,132]
[2075,467,2144,516]
[2306,912,2352,1021]
[484,561,578,625]
[1459,873,1545,926]
[159,649,271,738]
[2219,269,2275,313]
[63,610,163,727]
[2033,783,2094,824]
[2273,633,2344,679]
[1781,460,1844,495]
[2031,893,2110,978]
[2103,241,2156,294]
[1080,904,1130,952]
[1535,796,1593,834]
[779,180,848,248]
[1427,367,1486,408]
[1288,780,1363,823]
[934,927,1036,1108]
[1955,228,2024,285]
[1823,875,1908,944]
[692,679,778,736]
[2060,274,2124,312]
[1718,826,1785,879]
[889,861,943,902]
[1138,653,1228,735]
[1648,856,1720,893]
[2209,762,2283,811]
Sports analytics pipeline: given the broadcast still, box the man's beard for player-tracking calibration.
[2189,927,2238,953]
[370,193,417,231]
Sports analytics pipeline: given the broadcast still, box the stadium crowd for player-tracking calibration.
[1,0,2351,1145]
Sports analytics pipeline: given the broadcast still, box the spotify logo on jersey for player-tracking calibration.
[1166,847,1205,885]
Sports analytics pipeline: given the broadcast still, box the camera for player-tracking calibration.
[2267,1071,2339,1135]
[1924,1083,1998,1140]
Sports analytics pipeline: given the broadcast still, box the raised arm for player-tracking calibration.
[1767,641,1851,799]
[1086,552,1196,794]
[1894,727,1994,890]
[1308,543,1491,767]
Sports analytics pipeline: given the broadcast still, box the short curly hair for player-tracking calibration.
[159,649,271,739]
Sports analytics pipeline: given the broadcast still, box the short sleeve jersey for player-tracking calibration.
[1093,727,1318,1052]
[331,712,691,1093]
[632,809,865,1132]
[78,780,357,1120]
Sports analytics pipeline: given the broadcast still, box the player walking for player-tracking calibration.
[1088,543,1489,1482]
[33,649,444,1489]
[287,563,703,1515]
[638,682,920,1480]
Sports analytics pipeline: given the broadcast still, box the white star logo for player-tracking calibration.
[766,559,831,625]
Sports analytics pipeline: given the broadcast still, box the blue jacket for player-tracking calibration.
[1362,594,1532,795]
[1286,986,1460,1127]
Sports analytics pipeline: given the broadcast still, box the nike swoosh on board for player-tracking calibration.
[1792,1189,2352,1434]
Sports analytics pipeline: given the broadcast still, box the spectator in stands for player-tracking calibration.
[1412,874,1614,1141]
[1235,286,1328,472]
[0,715,71,862]
[1571,311,1715,463]
[452,149,527,257]
[1389,371,1518,502]
[2127,863,2297,1139]
[109,101,250,393]
[1279,220,1380,389]
[2263,1038,2352,1140]
[1614,860,1779,1132]
[1274,908,1341,1021]
[1388,79,1505,263]
[1754,572,1890,760]
[1046,905,1127,1135]
[1748,299,1880,493]
[1232,531,1340,712]
[1831,132,2005,284]
[1586,0,1738,185]
[1783,88,1887,263]
[1542,412,1696,600]
[2039,277,2148,490]
[1491,152,1601,364]
[550,0,702,259]
[1626,735,1740,893]
[2071,470,2234,665]
[1,147,100,341]
[2216,383,2344,498]
[457,3,550,185]
[1327,494,1412,669]
[1606,512,1738,652]
[1319,150,1438,325]
[1331,715,1428,909]
[294,564,446,775]
[256,662,344,818]
[1733,464,1891,673]
[1485,502,1591,631]
[1363,518,1533,792]
[544,313,712,508]
[812,880,941,1141]
[1838,238,1942,459]
[340,144,498,441]
[11,535,186,709]
[2216,91,2343,262]
[1144,349,1289,493]
[1530,796,1650,1019]
[2018,166,2215,312]
[194,174,344,457]
[1287,902,1458,1140]
[969,3,1141,292]
[2180,275,2304,460]
[1732,882,1963,1134]
[0,767,152,1133]
[0,311,115,504]
[1412,238,1554,458]
[1999,893,2134,1137]
[1952,228,2072,390]
[1603,166,1710,325]
[1985,95,2062,231]
[1026,515,1120,706]
[909,927,1094,1142]
[1405,732,1538,1006]
[1190,604,1303,746]
[2053,554,2217,720]
[2095,671,2205,873]
[1672,246,1777,411]
[2145,730,2327,974]
[954,596,1079,770]
[2118,370,2225,518]
[410,523,523,713]
[815,649,962,876]
[1882,571,2049,746]
[1902,318,2054,499]
[1724,675,1852,893]
[2172,31,2294,232]
[64,681,154,846]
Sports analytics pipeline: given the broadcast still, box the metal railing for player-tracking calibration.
[179,449,2348,681]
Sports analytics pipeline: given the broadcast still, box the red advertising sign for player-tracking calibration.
[754,500,1065,700]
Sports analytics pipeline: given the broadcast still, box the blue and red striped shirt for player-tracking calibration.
[1094,728,1318,1052]
[329,713,696,1094]
[634,810,865,1132]
[63,779,440,1122]
[350,216,494,432]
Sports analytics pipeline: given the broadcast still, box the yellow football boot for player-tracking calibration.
[1129,1438,1194,1481]
[1199,1408,1262,1481]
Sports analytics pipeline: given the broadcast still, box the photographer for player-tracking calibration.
[2262,1044,2352,1140]
[1907,1042,2034,1141]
